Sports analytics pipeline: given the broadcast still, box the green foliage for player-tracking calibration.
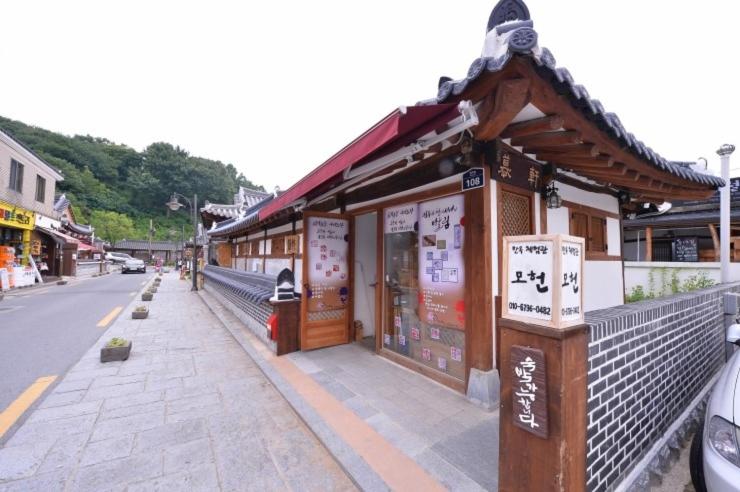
[106,337,128,348]
[0,115,263,240]
[89,210,134,245]
[626,269,717,302]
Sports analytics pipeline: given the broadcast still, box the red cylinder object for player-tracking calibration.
[267,313,278,341]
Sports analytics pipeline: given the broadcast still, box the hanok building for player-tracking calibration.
[110,239,183,263]
[623,176,739,263]
[204,0,722,398]
[201,186,273,267]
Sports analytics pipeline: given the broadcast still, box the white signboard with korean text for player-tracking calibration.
[384,203,417,234]
[418,194,465,330]
[306,215,350,312]
[502,234,585,328]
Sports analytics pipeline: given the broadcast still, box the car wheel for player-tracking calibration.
[690,425,707,492]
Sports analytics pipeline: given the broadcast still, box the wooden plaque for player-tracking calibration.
[510,345,548,438]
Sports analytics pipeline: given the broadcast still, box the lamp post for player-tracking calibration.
[166,193,198,291]
[718,144,735,284]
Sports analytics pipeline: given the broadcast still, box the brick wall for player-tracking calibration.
[584,283,740,491]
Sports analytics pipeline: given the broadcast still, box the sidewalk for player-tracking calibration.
[200,290,499,491]
[0,273,354,491]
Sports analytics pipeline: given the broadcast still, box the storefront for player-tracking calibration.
[204,0,723,397]
[0,199,35,266]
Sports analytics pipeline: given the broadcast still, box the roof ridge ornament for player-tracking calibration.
[487,0,531,32]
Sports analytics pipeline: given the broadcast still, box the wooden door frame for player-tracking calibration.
[300,210,353,351]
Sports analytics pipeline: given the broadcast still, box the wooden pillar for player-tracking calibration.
[645,226,653,262]
[709,224,720,261]
[498,318,588,491]
[271,299,300,356]
[464,166,493,376]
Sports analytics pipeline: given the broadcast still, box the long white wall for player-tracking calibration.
[624,261,740,296]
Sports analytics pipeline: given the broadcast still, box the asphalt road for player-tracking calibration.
[0,270,153,442]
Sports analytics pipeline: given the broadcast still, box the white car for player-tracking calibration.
[691,324,740,491]
[106,252,134,264]
[121,258,146,274]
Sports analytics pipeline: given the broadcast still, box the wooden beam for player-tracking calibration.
[510,131,582,148]
[475,79,531,141]
[500,115,564,139]
[522,144,601,157]
[709,224,720,261]
[645,227,653,261]
[535,154,615,168]
[511,57,716,193]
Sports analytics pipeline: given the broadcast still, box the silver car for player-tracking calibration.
[121,258,146,274]
[691,325,740,491]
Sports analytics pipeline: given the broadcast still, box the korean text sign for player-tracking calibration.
[502,234,584,328]
[306,216,350,312]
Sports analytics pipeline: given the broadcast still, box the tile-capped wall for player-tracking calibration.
[584,283,740,491]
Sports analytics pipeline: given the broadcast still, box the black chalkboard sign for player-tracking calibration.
[673,237,698,262]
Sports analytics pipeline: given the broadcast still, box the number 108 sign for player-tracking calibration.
[501,234,585,329]
[462,168,485,191]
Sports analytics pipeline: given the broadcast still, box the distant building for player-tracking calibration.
[110,239,183,263]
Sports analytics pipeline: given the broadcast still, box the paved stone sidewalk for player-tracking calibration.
[0,273,355,492]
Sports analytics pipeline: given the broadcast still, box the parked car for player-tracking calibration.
[121,258,146,274]
[106,252,134,264]
[691,324,740,491]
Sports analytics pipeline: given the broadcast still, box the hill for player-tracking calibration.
[0,115,262,242]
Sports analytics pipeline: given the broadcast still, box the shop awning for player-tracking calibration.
[258,103,460,221]
[36,227,88,250]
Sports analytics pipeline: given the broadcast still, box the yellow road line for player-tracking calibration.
[129,292,136,297]
[0,376,57,438]
[140,281,147,286]
[96,306,123,327]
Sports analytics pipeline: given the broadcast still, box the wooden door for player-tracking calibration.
[301,212,352,350]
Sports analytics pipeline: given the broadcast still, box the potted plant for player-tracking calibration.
[142,291,153,301]
[57,276,67,285]
[148,286,158,293]
[100,337,132,362]
[132,305,148,319]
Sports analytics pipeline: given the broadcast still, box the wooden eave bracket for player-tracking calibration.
[474,79,531,141]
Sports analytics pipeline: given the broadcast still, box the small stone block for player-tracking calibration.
[101,342,132,363]
[142,293,153,301]
[132,310,149,320]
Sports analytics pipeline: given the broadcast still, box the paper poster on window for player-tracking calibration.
[506,240,554,321]
[560,240,582,322]
[384,204,417,234]
[306,216,349,312]
[418,194,465,330]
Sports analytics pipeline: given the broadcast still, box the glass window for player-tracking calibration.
[35,175,46,203]
[9,159,24,192]
[382,195,466,382]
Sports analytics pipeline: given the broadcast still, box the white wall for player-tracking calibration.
[584,261,624,311]
[623,261,740,296]
[353,212,377,338]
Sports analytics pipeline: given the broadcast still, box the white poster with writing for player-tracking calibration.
[384,203,417,234]
[418,194,465,330]
[306,216,349,312]
[559,240,582,322]
[506,240,554,321]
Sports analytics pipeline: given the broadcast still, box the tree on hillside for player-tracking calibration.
[89,210,135,246]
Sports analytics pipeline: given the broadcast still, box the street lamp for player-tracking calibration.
[166,192,199,291]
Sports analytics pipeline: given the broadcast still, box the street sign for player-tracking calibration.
[462,167,485,191]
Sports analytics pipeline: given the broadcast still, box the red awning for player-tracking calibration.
[258,103,460,221]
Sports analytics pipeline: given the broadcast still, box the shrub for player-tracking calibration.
[106,337,128,348]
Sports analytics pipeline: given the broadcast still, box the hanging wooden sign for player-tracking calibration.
[510,345,548,438]
[501,234,585,328]
[491,141,543,192]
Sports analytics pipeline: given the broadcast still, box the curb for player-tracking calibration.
[197,289,390,492]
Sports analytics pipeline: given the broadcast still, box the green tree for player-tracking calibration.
[89,210,135,246]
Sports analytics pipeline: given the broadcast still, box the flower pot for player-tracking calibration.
[148,287,158,293]
[142,292,153,301]
[132,309,149,319]
[100,341,132,363]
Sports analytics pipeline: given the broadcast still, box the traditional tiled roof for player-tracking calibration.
[65,222,93,236]
[202,265,275,303]
[201,187,271,219]
[113,239,183,252]
[427,0,724,189]
[207,194,275,238]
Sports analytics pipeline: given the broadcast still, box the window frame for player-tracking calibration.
[35,174,46,203]
[565,201,619,261]
[9,159,24,193]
